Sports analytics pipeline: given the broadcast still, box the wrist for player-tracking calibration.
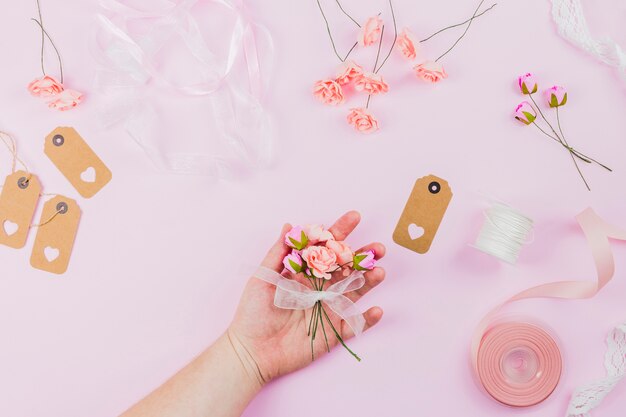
[221,329,267,391]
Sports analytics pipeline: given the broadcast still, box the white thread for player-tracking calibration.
[472,202,534,264]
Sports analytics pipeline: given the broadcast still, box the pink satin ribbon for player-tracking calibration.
[472,208,626,406]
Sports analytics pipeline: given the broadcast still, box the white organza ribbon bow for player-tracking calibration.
[255,267,366,336]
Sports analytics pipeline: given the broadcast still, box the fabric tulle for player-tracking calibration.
[93,0,274,178]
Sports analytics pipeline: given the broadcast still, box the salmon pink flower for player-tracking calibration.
[304,224,334,244]
[358,16,383,47]
[313,79,344,105]
[27,75,64,97]
[354,72,389,95]
[302,245,338,280]
[347,108,379,134]
[47,89,83,111]
[514,101,537,125]
[326,240,354,265]
[397,28,420,60]
[413,60,447,83]
[335,60,364,85]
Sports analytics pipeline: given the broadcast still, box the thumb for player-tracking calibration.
[260,223,292,272]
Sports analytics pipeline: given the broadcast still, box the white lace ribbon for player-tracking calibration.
[254,267,367,336]
[567,323,626,417]
[551,0,626,84]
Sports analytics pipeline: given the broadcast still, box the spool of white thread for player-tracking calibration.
[472,203,534,264]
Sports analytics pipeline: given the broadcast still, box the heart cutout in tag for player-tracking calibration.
[2,219,18,236]
[80,167,96,183]
[44,246,60,262]
[408,223,425,240]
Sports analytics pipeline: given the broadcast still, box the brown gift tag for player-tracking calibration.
[0,171,42,249]
[30,195,81,274]
[393,174,453,254]
[44,127,112,198]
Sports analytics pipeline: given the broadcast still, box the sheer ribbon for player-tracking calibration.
[93,0,274,177]
[254,267,367,336]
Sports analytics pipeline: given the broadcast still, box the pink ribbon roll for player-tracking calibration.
[472,208,626,407]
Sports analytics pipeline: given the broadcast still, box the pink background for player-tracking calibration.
[1,0,626,416]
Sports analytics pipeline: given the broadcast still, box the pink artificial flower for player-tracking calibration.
[47,89,83,111]
[413,60,447,83]
[302,245,338,280]
[358,16,383,47]
[514,101,537,125]
[326,240,354,265]
[354,72,389,95]
[518,73,538,95]
[313,79,345,105]
[347,108,379,134]
[304,224,334,244]
[354,250,376,271]
[283,250,304,274]
[284,226,308,250]
[335,60,364,85]
[27,75,64,97]
[545,85,567,107]
[396,27,420,60]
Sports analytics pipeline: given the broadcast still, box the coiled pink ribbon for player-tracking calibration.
[472,208,626,407]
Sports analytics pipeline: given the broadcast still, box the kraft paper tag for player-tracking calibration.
[30,196,81,274]
[0,171,42,249]
[44,127,112,198]
[393,174,453,254]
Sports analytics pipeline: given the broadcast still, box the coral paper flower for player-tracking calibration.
[396,28,420,60]
[545,85,567,107]
[354,250,376,271]
[354,72,389,95]
[514,101,537,125]
[335,60,364,85]
[518,73,538,95]
[285,226,309,250]
[27,75,64,98]
[326,240,354,265]
[313,79,345,105]
[304,224,334,244]
[347,108,379,134]
[301,245,338,280]
[47,89,83,111]
[413,60,447,83]
[358,16,383,47]
[283,250,304,274]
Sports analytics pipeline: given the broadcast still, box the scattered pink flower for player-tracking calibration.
[413,60,447,83]
[545,85,567,107]
[301,245,338,280]
[514,101,537,125]
[284,226,308,250]
[354,72,389,95]
[283,250,304,274]
[354,250,376,271]
[347,108,379,134]
[47,89,83,111]
[518,72,538,95]
[335,60,364,85]
[27,75,64,98]
[326,240,354,265]
[304,224,334,244]
[313,79,345,105]
[358,16,383,47]
[396,28,420,60]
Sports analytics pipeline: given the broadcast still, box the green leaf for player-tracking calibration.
[550,94,558,108]
[289,259,302,273]
[521,84,529,94]
[522,111,536,124]
[561,93,568,106]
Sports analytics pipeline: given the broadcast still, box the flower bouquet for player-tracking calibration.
[282,224,376,361]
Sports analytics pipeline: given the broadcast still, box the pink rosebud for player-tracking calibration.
[27,75,64,98]
[313,79,344,105]
[353,250,376,271]
[354,72,389,95]
[413,60,447,83]
[326,240,354,265]
[283,250,304,274]
[284,226,308,250]
[347,107,379,134]
[302,245,338,280]
[545,85,567,107]
[358,16,383,47]
[518,73,538,95]
[303,224,334,244]
[47,89,83,111]
[335,60,364,85]
[514,101,537,125]
[396,28,420,60]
